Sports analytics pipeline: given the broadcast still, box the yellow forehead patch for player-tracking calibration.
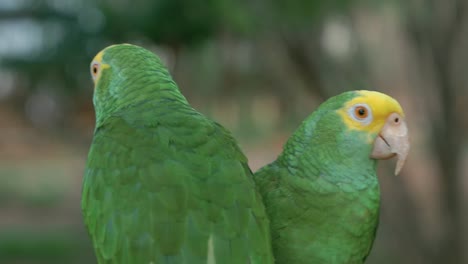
[337,90,404,137]
[93,49,105,63]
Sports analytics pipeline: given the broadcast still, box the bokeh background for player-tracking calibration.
[0,0,466,263]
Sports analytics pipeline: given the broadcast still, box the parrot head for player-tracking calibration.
[88,44,186,125]
[312,90,409,175]
[335,90,409,175]
[282,90,409,176]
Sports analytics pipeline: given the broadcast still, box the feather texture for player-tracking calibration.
[82,44,273,264]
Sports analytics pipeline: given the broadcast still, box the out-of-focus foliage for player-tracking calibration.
[1,0,238,96]
[0,0,372,130]
[0,0,360,97]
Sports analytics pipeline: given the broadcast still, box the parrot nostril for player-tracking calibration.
[394,117,399,124]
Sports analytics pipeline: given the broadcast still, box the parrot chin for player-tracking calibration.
[370,113,410,175]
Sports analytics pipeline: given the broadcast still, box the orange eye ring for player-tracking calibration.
[348,104,372,125]
[354,106,368,119]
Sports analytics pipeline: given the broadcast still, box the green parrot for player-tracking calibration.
[254,90,410,263]
[81,44,274,264]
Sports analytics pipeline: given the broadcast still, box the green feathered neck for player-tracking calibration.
[277,91,378,189]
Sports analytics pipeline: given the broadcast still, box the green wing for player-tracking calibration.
[82,113,273,264]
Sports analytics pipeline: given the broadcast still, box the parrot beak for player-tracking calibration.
[370,113,410,175]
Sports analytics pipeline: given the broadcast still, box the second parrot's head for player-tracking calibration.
[336,90,409,175]
[88,44,183,123]
[286,90,409,176]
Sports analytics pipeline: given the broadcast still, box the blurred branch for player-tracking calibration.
[280,33,327,101]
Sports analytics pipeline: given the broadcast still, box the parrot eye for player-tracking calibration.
[354,106,368,118]
[348,104,373,125]
[91,62,100,81]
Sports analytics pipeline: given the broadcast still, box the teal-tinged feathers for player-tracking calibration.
[82,44,273,264]
[254,91,380,263]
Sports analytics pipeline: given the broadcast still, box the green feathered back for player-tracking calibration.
[82,44,273,264]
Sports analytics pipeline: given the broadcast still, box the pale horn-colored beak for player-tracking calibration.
[370,113,410,175]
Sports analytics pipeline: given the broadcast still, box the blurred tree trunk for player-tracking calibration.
[404,0,465,262]
[280,33,328,102]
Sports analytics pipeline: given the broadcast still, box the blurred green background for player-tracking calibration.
[0,0,466,263]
